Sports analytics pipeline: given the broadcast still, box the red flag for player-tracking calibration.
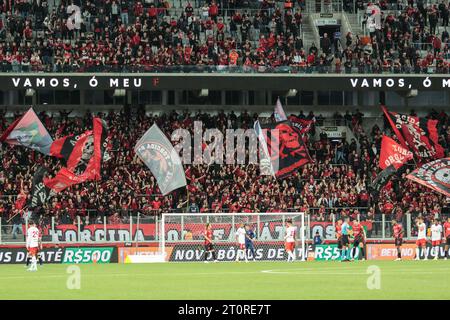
[45,118,108,193]
[381,105,445,161]
[379,135,413,169]
[288,115,314,136]
[44,168,89,193]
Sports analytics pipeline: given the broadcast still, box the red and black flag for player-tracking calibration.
[407,158,450,198]
[261,121,311,179]
[288,115,314,136]
[0,108,53,155]
[45,118,109,193]
[379,135,413,170]
[382,105,444,161]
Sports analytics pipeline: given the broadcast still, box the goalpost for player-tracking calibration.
[159,212,306,262]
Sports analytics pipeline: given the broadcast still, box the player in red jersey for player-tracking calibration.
[203,223,217,263]
[335,218,343,257]
[444,217,450,260]
[351,220,366,261]
[392,220,404,261]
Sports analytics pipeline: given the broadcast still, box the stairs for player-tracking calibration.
[302,15,319,51]
[344,12,365,40]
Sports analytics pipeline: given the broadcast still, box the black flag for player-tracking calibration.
[30,166,52,208]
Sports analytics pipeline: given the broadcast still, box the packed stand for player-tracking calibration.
[0,0,313,73]
[338,0,450,73]
[0,108,449,237]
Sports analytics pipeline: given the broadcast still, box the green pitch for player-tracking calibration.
[1,260,450,299]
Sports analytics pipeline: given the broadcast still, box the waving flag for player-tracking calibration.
[407,158,450,197]
[382,105,444,161]
[261,121,311,179]
[30,166,53,207]
[0,108,53,155]
[135,124,186,195]
[274,98,287,122]
[372,165,397,194]
[45,118,108,193]
[254,120,275,177]
[288,115,314,136]
[379,135,413,169]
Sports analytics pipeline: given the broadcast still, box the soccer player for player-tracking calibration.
[415,216,428,261]
[444,217,450,260]
[245,224,256,261]
[340,217,351,261]
[203,223,217,263]
[392,220,404,261]
[284,219,296,262]
[235,223,248,262]
[351,220,365,261]
[335,218,343,258]
[430,219,443,260]
[26,220,41,272]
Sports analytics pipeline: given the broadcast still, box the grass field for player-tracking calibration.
[1,260,450,299]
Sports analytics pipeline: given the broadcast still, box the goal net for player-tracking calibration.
[159,212,306,262]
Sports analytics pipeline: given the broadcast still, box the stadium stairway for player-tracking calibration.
[344,12,365,38]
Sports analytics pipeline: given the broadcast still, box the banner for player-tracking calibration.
[30,166,52,208]
[0,248,65,264]
[62,247,114,264]
[42,223,156,243]
[314,244,342,261]
[135,124,186,195]
[382,105,444,161]
[379,135,413,169]
[261,121,311,178]
[118,247,174,263]
[167,243,312,262]
[43,221,365,243]
[406,158,450,197]
[0,108,53,155]
[366,243,450,260]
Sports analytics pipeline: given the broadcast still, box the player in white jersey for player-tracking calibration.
[415,217,428,261]
[430,219,443,260]
[284,220,296,262]
[235,223,248,262]
[26,220,41,272]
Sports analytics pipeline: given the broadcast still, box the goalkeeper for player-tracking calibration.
[245,224,256,261]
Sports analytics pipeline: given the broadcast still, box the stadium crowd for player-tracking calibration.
[0,108,449,238]
[1,0,450,73]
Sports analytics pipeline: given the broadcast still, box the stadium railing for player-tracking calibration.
[0,209,432,244]
[1,64,449,74]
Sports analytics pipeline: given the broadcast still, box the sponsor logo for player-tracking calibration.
[118,247,173,263]
[367,244,450,260]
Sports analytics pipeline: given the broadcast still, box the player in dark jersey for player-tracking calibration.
[392,219,404,261]
[444,217,450,260]
[245,224,256,261]
[351,220,366,261]
[203,223,217,263]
